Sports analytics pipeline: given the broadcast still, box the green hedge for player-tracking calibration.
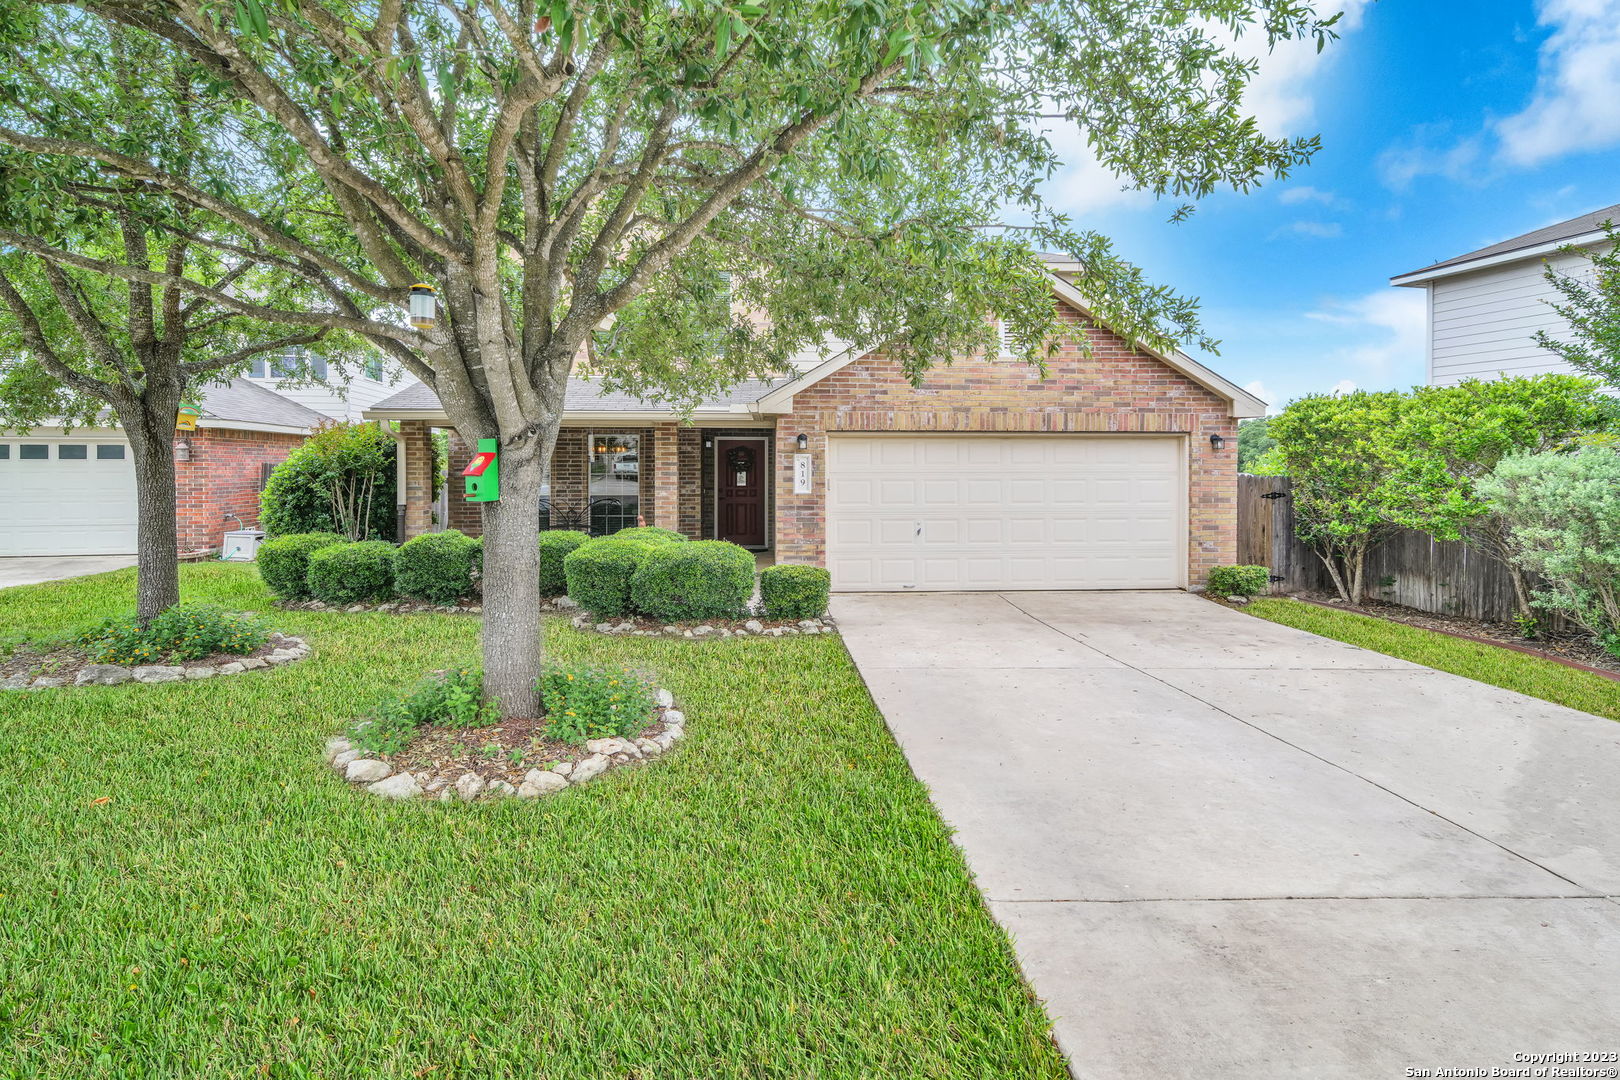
[759,564,831,619]
[307,541,398,605]
[257,532,347,599]
[563,536,667,617]
[259,421,399,540]
[394,530,480,604]
[630,541,755,622]
[1206,565,1271,598]
[609,526,688,544]
[539,530,590,596]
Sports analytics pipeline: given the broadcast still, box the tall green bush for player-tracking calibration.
[630,541,755,621]
[539,530,590,596]
[256,532,346,599]
[307,540,398,605]
[260,422,399,541]
[1476,448,1620,654]
[394,530,480,603]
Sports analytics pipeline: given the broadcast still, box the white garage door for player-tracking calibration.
[0,437,139,556]
[826,435,1184,591]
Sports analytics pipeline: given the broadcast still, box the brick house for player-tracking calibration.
[366,268,1264,591]
[1,379,326,557]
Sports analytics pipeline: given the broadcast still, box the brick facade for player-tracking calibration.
[772,303,1238,585]
[175,427,305,553]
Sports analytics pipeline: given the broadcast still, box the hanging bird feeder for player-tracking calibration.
[408,283,438,330]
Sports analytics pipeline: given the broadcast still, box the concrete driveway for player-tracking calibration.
[834,590,1620,1079]
[0,555,137,589]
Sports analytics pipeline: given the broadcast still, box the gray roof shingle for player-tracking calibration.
[196,378,329,431]
[1399,202,1620,279]
[369,374,795,416]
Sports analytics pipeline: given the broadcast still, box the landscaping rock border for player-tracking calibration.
[0,633,311,692]
[325,687,686,802]
[571,613,836,638]
[278,597,581,616]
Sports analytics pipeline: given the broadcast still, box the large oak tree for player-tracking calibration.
[0,0,1338,715]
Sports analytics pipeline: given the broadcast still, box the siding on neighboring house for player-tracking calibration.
[1427,248,1598,386]
[244,362,407,422]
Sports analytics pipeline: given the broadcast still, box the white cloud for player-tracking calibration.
[1242,380,1280,413]
[1305,289,1428,379]
[1210,1,1369,135]
[1497,0,1620,165]
[1329,378,1359,396]
[1278,185,1342,206]
[1377,131,1484,190]
[1044,130,1157,214]
[1277,220,1344,239]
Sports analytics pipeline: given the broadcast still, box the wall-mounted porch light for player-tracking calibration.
[408,283,438,330]
[1208,433,1226,452]
[175,438,193,462]
[795,433,809,451]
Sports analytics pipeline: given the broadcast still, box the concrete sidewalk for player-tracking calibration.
[834,590,1620,1079]
[0,555,137,590]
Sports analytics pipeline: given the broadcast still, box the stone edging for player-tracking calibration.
[572,614,836,638]
[1,633,311,692]
[324,687,687,802]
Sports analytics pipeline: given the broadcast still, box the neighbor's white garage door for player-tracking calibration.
[826,435,1184,591]
[0,437,139,556]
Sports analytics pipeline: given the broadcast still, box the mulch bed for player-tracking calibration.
[1266,591,1620,679]
[388,712,663,788]
[0,638,284,684]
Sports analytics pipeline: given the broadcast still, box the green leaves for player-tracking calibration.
[232,0,269,41]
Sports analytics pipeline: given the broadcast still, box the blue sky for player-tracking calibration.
[1036,0,1620,411]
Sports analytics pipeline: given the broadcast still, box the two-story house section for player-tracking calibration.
[1391,201,1618,386]
[244,346,404,422]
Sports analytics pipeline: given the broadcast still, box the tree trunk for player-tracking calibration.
[124,400,183,624]
[1315,545,1352,603]
[478,446,548,717]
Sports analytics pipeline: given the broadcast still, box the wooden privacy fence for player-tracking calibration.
[1236,474,1528,622]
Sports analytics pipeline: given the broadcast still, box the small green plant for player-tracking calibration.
[759,564,831,619]
[539,664,656,745]
[394,530,480,603]
[1205,565,1271,598]
[307,540,398,605]
[1512,612,1540,640]
[348,668,497,755]
[629,540,755,621]
[539,530,590,595]
[256,532,346,599]
[78,604,268,664]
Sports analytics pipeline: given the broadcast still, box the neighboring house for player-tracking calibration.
[366,264,1265,592]
[1392,201,1619,386]
[244,346,403,422]
[0,379,327,558]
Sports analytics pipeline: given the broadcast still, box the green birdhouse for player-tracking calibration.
[462,438,500,503]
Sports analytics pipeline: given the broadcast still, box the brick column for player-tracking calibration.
[400,420,435,539]
[677,427,702,538]
[649,421,680,530]
[444,431,482,535]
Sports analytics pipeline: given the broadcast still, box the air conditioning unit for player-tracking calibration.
[221,529,267,561]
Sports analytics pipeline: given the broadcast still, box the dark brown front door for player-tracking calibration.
[717,438,766,548]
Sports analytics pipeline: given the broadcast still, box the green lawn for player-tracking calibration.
[1243,597,1620,722]
[0,564,1064,1079]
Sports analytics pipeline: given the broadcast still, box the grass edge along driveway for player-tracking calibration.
[1241,597,1620,723]
[0,563,1067,1079]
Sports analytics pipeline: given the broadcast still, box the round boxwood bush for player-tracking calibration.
[1206,565,1271,598]
[394,530,479,603]
[562,536,666,617]
[759,564,831,620]
[539,530,590,596]
[257,532,346,599]
[609,526,687,545]
[307,540,398,605]
[630,540,755,622]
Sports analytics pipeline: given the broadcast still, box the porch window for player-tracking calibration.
[588,433,639,534]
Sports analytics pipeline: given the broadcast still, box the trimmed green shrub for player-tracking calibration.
[609,526,687,545]
[630,540,754,621]
[256,531,346,599]
[539,530,590,596]
[1206,565,1271,598]
[260,421,400,540]
[562,536,663,617]
[759,564,831,619]
[394,530,479,603]
[540,663,656,744]
[307,540,398,605]
[78,604,268,664]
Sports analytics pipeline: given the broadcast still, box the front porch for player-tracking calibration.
[396,420,780,552]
